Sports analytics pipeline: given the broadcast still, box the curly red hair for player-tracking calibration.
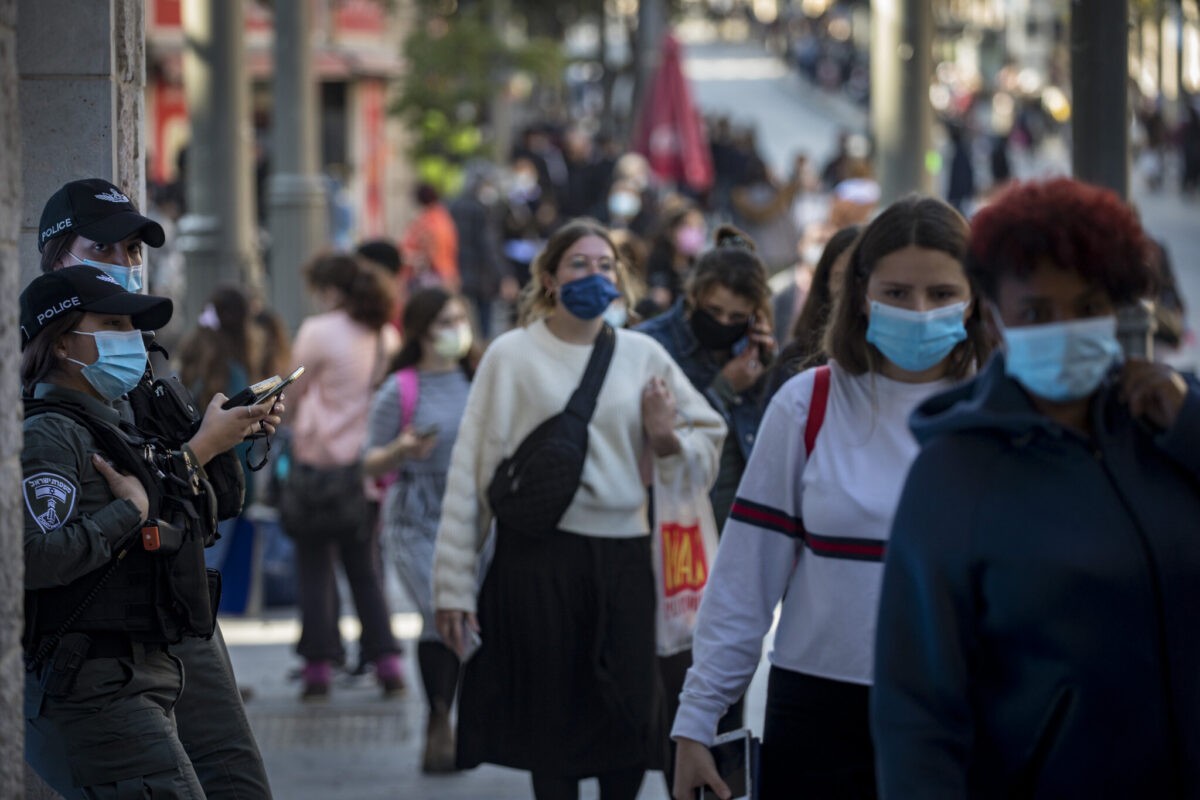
[967,178,1154,304]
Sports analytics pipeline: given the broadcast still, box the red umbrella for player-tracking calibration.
[633,33,714,193]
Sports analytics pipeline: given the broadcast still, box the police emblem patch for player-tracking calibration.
[23,472,78,534]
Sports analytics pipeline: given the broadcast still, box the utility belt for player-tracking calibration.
[33,632,171,700]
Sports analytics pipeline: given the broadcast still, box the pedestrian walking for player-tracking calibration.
[19,267,267,796]
[434,219,727,800]
[873,177,1200,797]
[363,287,481,772]
[635,224,777,788]
[672,196,991,800]
[35,178,275,798]
[282,253,404,699]
[764,223,862,398]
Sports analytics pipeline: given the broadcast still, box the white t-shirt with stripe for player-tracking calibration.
[672,360,956,745]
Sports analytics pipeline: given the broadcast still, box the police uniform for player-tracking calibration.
[19,267,213,798]
[23,384,206,798]
[36,180,273,799]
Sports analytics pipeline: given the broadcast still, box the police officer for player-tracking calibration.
[19,266,269,796]
[35,179,276,798]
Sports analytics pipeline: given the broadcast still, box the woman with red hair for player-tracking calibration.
[873,178,1200,797]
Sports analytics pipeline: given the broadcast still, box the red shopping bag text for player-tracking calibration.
[661,522,709,597]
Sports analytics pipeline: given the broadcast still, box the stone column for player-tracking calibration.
[16,0,146,285]
[267,0,327,331]
[871,0,933,202]
[0,1,24,797]
[177,0,261,329]
[13,1,147,795]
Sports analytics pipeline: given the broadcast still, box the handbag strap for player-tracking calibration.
[565,323,616,422]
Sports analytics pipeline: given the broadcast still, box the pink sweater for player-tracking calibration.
[289,310,400,467]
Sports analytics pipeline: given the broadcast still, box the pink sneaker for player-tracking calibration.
[376,653,405,698]
[300,660,332,701]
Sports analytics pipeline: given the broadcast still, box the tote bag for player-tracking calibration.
[651,451,720,656]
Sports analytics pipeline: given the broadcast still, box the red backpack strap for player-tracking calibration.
[397,367,419,430]
[803,365,831,458]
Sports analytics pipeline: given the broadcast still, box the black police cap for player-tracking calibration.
[19,266,173,350]
[38,178,166,253]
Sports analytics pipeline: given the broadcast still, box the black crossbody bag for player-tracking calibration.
[487,323,615,534]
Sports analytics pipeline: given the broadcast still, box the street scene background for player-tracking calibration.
[220,27,1200,800]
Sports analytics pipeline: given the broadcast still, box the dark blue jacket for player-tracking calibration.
[635,300,765,527]
[872,354,1200,798]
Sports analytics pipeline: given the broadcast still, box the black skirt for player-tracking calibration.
[457,526,666,776]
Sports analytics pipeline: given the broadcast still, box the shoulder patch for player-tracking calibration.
[23,472,79,534]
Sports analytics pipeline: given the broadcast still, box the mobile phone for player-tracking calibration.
[254,366,305,406]
[414,423,440,439]
[697,728,758,800]
[221,366,305,409]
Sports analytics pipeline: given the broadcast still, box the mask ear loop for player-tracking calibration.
[982,300,1007,352]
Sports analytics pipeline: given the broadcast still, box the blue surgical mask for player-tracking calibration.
[1002,315,1121,402]
[558,273,621,321]
[68,254,143,293]
[66,329,148,401]
[866,300,969,372]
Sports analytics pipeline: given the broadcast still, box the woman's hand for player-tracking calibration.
[92,454,149,524]
[642,376,681,457]
[364,427,438,477]
[394,427,438,462]
[435,609,480,660]
[673,737,730,800]
[719,319,775,393]
[188,394,283,465]
[1120,359,1188,430]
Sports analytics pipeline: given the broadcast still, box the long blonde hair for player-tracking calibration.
[517,218,641,326]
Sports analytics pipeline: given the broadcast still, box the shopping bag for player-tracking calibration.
[651,452,720,656]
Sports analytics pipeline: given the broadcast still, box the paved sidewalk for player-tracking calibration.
[222,611,771,800]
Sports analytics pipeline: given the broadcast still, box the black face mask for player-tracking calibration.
[689,308,748,350]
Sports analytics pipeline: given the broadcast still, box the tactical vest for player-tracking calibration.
[23,400,218,649]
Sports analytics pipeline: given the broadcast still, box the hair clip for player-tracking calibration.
[721,234,751,250]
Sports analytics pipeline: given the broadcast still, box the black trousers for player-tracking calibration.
[294,501,400,664]
[760,667,877,800]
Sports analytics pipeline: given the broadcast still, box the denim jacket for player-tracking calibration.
[635,299,765,526]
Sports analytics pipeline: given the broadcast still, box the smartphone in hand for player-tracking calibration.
[222,366,305,409]
[697,729,759,800]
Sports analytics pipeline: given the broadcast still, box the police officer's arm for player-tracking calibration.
[22,419,146,590]
[186,394,281,466]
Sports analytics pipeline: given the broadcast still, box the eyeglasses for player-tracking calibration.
[566,255,615,271]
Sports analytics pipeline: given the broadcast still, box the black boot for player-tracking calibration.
[417,641,461,772]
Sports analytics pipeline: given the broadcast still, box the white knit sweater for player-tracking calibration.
[672,361,955,746]
[433,320,727,613]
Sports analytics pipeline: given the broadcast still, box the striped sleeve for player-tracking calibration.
[672,369,816,745]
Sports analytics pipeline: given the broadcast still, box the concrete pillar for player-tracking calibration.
[267,0,326,331]
[16,0,146,285]
[0,0,24,796]
[1071,0,1129,198]
[871,0,933,203]
[177,0,261,330]
[13,1,146,795]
